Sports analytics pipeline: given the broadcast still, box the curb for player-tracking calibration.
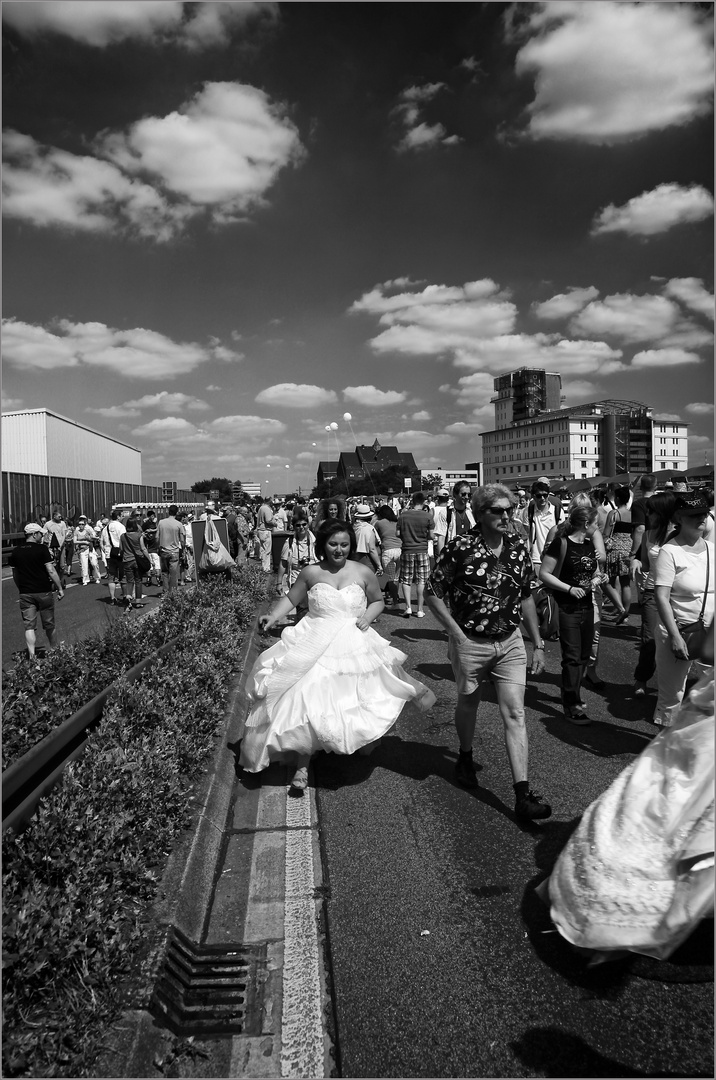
[95,597,270,1077]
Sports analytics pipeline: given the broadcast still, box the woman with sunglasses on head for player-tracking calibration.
[653,492,714,728]
[539,505,605,724]
[240,519,435,792]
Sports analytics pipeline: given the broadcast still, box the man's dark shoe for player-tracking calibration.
[455,750,479,788]
[515,789,552,821]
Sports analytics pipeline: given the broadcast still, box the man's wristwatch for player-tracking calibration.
[534,641,545,649]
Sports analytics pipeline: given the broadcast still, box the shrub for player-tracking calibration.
[2,566,268,1078]
[2,566,267,769]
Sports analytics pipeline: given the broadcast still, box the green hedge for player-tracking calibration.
[2,581,232,770]
[2,567,268,1078]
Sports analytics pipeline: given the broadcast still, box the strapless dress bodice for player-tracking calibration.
[307,581,367,619]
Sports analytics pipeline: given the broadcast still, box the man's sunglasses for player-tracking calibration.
[486,505,514,517]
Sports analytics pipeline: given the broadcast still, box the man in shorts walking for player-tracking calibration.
[425,483,551,822]
[9,522,65,658]
[397,491,434,618]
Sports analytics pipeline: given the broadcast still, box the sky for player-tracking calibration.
[2,0,714,495]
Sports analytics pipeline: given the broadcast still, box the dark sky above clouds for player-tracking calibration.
[2,1,714,491]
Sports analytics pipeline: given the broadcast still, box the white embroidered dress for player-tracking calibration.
[542,666,714,961]
[239,581,433,771]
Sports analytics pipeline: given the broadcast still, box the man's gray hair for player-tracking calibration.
[472,484,516,517]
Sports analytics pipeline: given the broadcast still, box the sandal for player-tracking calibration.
[291,766,308,791]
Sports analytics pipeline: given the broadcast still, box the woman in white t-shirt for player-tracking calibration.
[654,493,713,727]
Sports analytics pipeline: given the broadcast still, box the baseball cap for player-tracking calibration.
[438,489,449,497]
[675,492,708,514]
[78,514,87,521]
[24,522,44,535]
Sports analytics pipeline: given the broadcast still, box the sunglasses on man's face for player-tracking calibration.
[486,505,514,517]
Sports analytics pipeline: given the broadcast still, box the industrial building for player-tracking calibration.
[480,371,688,485]
[2,408,142,483]
[1,408,194,533]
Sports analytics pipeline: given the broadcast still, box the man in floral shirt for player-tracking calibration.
[425,483,551,822]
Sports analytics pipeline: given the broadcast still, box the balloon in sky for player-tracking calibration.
[325,425,331,431]
[330,422,338,430]
[343,412,352,421]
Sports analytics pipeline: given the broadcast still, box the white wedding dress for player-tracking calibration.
[541,666,714,961]
[240,582,435,772]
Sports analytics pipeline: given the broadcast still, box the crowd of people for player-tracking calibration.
[7,475,714,963]
[237,476,713,964]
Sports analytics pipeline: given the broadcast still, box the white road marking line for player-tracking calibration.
[281,789,325,1079]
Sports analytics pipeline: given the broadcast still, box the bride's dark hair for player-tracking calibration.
[315,520,357,560]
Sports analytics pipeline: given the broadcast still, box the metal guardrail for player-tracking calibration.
[2,638,180,834]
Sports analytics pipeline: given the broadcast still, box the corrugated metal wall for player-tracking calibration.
[2,473,196,533]
[2,411,142,483]
[46,413,142,483]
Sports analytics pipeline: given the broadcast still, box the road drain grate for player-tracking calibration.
[150,928,267,1036]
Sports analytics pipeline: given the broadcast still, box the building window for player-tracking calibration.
[581,460,587,468]
[661,462,667,469]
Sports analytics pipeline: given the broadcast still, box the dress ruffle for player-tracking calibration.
[544,667,714,961]
[240,582,434,771]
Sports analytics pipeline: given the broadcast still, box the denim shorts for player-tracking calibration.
[19,592,56,632]
[447,627,526,696]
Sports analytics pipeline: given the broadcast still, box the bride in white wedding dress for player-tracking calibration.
[239,520,435,791]
[539,627,714,964]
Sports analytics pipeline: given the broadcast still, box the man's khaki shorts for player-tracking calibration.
[447,627,526,696]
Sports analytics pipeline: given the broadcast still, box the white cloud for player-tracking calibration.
[630,348,703,369]
[3,83,304,240]
[592,183,714,237]
[131,416,200,439]
[86,405,142,419]
[452,334,625,376]
[343,385,408,407]
[255,383,338,409]
[511,1,714,143]
[351,279,516,357]
[206,385,222,392]
[131,413,286,443]
[1,396,24,411]
[124,392,211,412]
[2,130,190,241]
[392,82,461,152]
[653,413,683,423]
[2,1,278,49]
[412,410,432,421]
[561,379,597,399]
[685,402,715,415]
[570,293,679,343]
[533,286,599,320]
[2,317,226,378]
[100,82,304,217]
[663,278,714,321]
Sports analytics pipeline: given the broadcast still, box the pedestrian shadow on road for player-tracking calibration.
[390,627,448,644]
[510,1026,693,1077]
[527,680,653,759]
[312,733,522,824]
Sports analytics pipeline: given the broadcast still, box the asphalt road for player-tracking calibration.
[313,604,713,1079]
[1,561,167,667]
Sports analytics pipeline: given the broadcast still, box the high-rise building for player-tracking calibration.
[491,369,563,429]
[479,371,688,484]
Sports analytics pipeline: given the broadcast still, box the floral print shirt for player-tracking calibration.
[425,527,534,638]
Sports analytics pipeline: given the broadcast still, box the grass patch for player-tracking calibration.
[2,567,268,1078]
